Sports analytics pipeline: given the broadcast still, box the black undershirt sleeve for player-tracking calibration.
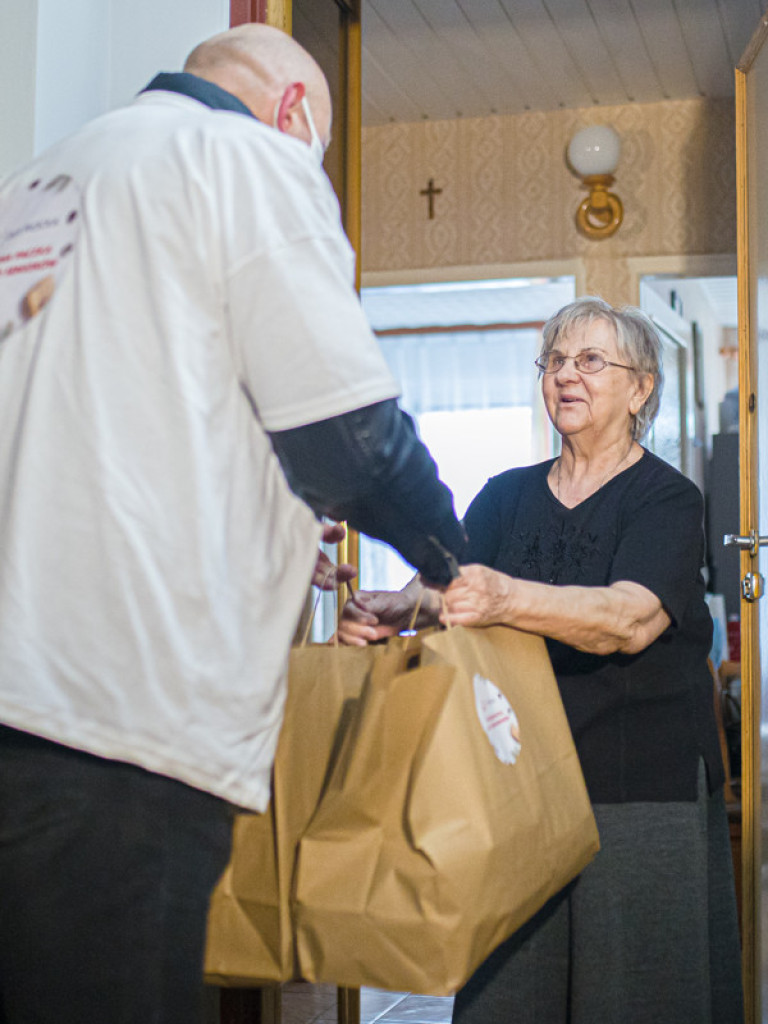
[268,399,467,586]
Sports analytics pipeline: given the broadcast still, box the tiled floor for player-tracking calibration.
[280,984,453,1024]
[203,982,454,1024]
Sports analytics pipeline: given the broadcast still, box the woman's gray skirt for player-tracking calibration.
[452,762,743,1024]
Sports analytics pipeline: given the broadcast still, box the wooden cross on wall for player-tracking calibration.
[420,177,443,219]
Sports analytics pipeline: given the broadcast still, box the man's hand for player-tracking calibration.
[312,522,358,590]
[336,576,440,645]
[336,589,415,646]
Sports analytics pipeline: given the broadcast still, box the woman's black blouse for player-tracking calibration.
[463,448,724,804]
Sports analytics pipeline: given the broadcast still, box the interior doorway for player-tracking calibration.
[360,275,573,593]
[310,274,574,637]
[639,271,743,938]
[638,274,740,617]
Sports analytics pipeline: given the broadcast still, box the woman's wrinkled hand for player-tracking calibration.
[441,564,514,628]
[336,589,417,646]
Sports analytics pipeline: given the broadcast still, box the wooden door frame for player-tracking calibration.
[215,2,363,1018]
[736,15,768,1024]
[228,0,360,251]
[230,0,290,32]
[227,0,363,590]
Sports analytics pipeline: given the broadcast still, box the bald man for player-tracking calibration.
[184,22,333,157]
[0,24,464,1024]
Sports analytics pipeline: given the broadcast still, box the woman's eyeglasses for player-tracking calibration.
[534,351,634,375]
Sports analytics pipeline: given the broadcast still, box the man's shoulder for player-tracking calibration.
[114,93,314,173]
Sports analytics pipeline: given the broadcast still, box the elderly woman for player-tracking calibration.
[339,297,743,1024]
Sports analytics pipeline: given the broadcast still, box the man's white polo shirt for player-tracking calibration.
[0,91,398,811]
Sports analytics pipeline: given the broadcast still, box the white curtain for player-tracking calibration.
[379,328,542,413]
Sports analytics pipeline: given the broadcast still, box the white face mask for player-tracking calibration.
[272,94,326,167]
[300,96,326,166]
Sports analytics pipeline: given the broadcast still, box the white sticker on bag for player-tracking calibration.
[473,673,521,765]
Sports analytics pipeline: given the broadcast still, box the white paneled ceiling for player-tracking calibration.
[362,0,768,126]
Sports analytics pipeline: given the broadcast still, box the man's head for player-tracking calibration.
[183,24,331,162]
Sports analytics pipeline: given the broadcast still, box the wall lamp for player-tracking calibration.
[567,125,623,240]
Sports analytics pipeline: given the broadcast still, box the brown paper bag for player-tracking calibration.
[204,642,374,986]
[293,625,600,996]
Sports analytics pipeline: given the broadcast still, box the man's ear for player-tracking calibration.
[274,82,306,134]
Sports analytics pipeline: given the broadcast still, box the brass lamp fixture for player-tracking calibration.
[567,124,623,240]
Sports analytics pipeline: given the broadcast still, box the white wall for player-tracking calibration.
[34,0,111,158]
[108,0,230,113]
[0,0,39,176]
[0,0,230,178]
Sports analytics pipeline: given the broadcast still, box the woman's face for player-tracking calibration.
[541,318,653,445]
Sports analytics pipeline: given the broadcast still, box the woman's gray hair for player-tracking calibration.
[540,296,664,441]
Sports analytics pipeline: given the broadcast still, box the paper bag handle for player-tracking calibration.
[406,588,452,632]
[440,593,453,630]
[401,590,453,653]
[299,566,339,648]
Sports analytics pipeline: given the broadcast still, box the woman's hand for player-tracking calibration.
[441,564,514,627]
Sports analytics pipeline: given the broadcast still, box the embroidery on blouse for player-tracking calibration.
[509,521,602,585]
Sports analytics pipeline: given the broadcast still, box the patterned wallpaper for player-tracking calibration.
[361,98,736,305]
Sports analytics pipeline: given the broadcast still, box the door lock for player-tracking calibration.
[742,571,765,602]
[724,531,768,602]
